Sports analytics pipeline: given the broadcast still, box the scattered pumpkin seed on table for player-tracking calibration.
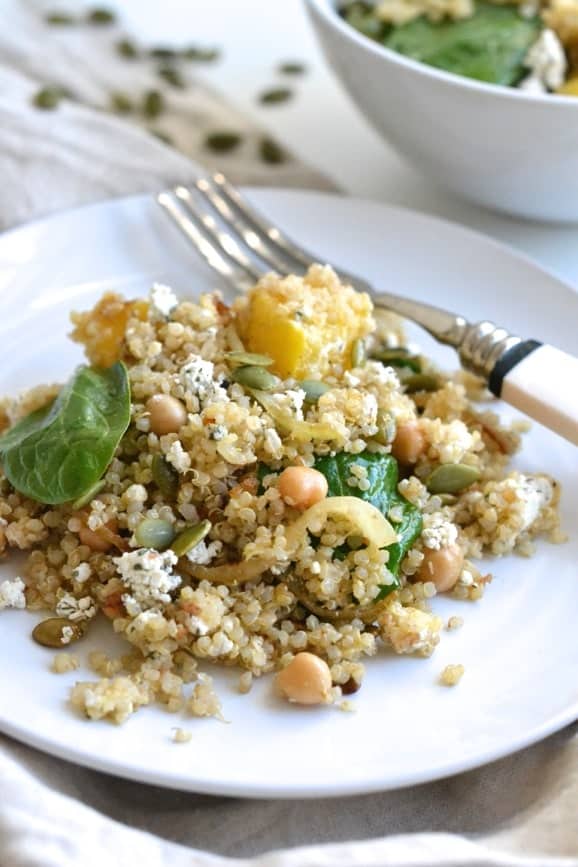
[110,91,133,114]
[259,137,287,165]
[426,463,481,494]
[150,47,177,60]
[172,520,212,557]
[205,131,242,153]
[259,87,293,105]
[142,89,164,119]
[32,618,84,648]
[87,7,116,25]
[116,38,138,59]
[158,66,186,89]
[278,61,306,75]
[45,12,75,25]
[32,87,64,110]
[182,46,220,62]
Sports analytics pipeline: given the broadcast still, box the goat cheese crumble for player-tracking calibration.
[520,28,567,93]
[186,539,223,566]
[180,355,228,407]
[421,514,459,550]
[149,283,178,319]
[56,594,97,622]
[165,440,191,474]
[115,548,181,614]
[0,577,26,610]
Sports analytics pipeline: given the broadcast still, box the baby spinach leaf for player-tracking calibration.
[0,363,130,505]
[313,451,423,595]
[383,2,540,86]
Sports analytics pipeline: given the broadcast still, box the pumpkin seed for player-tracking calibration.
[182,46,220,62]
[351,338,366,368]
[116,38,138,59]
[278,61,306,75]
[32,86,63,110]
[299,380,330,405]
[110,91,133,114]
[403,373,439,393]
[134,517,176,550]
[426,463,481,495]
[259,137,287,164]
[142,89,164,119]
[171,519,212,557]
[259,87,293,105]
[372,348,421,372]
[87,7,115,24]
[32,618,84,648]
[205,131,242,153]
[231,365,280,391]
[374,410,396,445]
[152,454,179,499]
[45,12,76,25]
[71,479,106,511]
[158,66,186,88]
[225,351,273,368]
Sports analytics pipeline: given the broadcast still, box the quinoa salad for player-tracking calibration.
[0,265,563,724]
[341,0,578,96]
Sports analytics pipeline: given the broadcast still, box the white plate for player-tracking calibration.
[0,191,576,799]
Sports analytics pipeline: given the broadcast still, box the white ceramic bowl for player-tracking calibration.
[305,0,578,222]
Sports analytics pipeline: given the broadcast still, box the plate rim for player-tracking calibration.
[0,189,576,798]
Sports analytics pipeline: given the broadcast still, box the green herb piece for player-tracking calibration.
[142,89,164,119]
[383,1,540,86]
[259,87,293,105]
[278,61,306,75]
[110,91,133,114]
[259,137,288,165]
[32,86,64,110]
[87,7,115,25]
[205,131,242,153]
[0,363,130,505]
[45,11,76,25]
[426,463,481,494]
[182,46,220,62]
[313,450,422,590]
[116,38,138,59]
[150,129,174,146]
[158,66,186,88]
[171,519,212,557]
[135,518,176,550]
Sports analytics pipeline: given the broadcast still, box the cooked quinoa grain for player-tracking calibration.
[0,266,562,724]
[440,663,465,686]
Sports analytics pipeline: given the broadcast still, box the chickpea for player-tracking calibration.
[275,652,333,705]
[391,420,425,465]
[416,543,464,592]
[79,518,119,553]
[146,394,187,436]
[278,466,328,510]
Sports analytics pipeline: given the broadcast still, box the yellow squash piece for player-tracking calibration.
[233,265,374,379]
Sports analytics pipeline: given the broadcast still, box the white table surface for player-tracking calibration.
[115,0,578,288]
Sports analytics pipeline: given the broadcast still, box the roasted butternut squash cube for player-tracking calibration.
[233,265,374,379]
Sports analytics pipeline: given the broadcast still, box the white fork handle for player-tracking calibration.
[492,344,578,445]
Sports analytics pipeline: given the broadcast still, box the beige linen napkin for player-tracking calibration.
[0,3,577,866]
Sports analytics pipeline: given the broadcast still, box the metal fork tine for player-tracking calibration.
[157,191,256,292]
[211,172,316,273]
[194,177,299,276]
[174,187,263,283]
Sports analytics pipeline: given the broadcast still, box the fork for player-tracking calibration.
[158,173,578,447]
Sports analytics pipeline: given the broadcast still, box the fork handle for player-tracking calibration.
[489,342,578,445]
